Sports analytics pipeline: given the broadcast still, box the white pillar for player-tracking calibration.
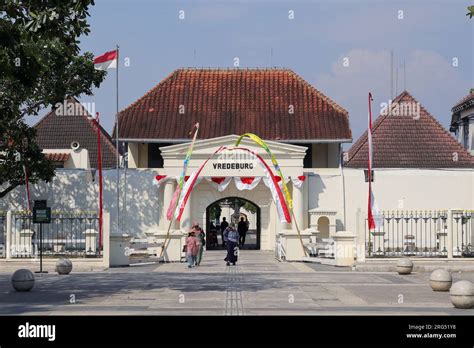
[103,211,111,267]
[6,211,11,259]
[127,143,139,168]
[84,229,98,253]
[447,209,453,259]
[292,182,304,231]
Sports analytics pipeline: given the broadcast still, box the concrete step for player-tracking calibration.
[302,256,336,265]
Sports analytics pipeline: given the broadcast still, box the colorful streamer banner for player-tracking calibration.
[170,146,292,223]
[166,123,200,220]
[234,133,293,210]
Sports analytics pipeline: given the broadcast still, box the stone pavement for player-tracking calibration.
[0,251,473,315]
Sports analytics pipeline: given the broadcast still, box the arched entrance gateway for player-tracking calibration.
[205,197,261,250]
[154,135,311,261]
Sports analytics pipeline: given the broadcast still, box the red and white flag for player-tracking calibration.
[94,50,118,70]
[367,92,382,231]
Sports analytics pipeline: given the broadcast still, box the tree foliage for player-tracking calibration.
[0,0,106,199]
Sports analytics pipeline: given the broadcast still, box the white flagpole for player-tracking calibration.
[115,45,120,235]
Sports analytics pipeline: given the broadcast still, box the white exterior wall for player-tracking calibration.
[307,168,474,234]
[0,169,160,238]
[1,134,472,261]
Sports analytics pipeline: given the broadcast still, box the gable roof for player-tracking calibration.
[34,98,118,168]
[345,91,474,169]
[115,68,352,142]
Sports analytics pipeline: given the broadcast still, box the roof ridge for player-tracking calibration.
[33,96,83,128]
[87,116,119,157]
[400,91,473,158]
[346,90,474,168]
[286,69,349,116]
[34,96,118,161]
[116,67,352,141]
[116,69,179,129]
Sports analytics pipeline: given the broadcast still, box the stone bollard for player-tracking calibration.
[450,280,474,309]
[430,269,452,291]
[56,258,73,275]
[396,258,413,274]
[11,269,35,292]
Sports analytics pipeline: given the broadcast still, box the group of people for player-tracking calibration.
[185,217,249,268]
[220,217,249,248]
[184,222,205,268]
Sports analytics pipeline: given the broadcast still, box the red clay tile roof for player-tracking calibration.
[452,91,474,112]
[45,153,71,162]
[34,98,118,168]
[115,68,352,141]
[345,91,474,169]
[450,91,474,130]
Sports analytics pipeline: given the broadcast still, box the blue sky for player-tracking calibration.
[26,0,473,144]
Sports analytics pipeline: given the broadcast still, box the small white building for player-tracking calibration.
[34,97,118,169]
[450,90,474,155]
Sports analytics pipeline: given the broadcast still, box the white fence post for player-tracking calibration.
[102,211,110,268]
[447,209,453,259]
[6,211,12,260]
[355,208,366,262]
[471,210,474,254]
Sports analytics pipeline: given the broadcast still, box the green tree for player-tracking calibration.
[0,0,105,199]
[467,6,474,18]
[209,205,222,222]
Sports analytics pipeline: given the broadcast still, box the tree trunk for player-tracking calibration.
[0,184,17,198]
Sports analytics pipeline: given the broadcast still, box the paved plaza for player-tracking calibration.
[1,251,473,315]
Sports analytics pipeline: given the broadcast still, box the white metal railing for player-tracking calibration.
[274,234,286,261]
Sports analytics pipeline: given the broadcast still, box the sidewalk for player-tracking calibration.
[0,251,473,315]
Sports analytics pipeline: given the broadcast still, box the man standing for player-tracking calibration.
[238,217,248,248]
[220,217,229,247]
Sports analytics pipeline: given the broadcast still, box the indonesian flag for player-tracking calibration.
[205,177,232,192]
[22,164,31,210]
[367,92,383,231]
[234,177,261,190]
[94,50,118,70]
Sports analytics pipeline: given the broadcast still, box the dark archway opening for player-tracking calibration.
[205,197,261,250]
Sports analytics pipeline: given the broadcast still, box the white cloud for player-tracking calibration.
[316,49,470,142]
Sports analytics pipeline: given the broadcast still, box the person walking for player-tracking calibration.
[209,221,218,247]
[238,217,248,248]
[185,230,199,268]
[220,217,229,247]
[223,224,240,266]
[194,222,206,266]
